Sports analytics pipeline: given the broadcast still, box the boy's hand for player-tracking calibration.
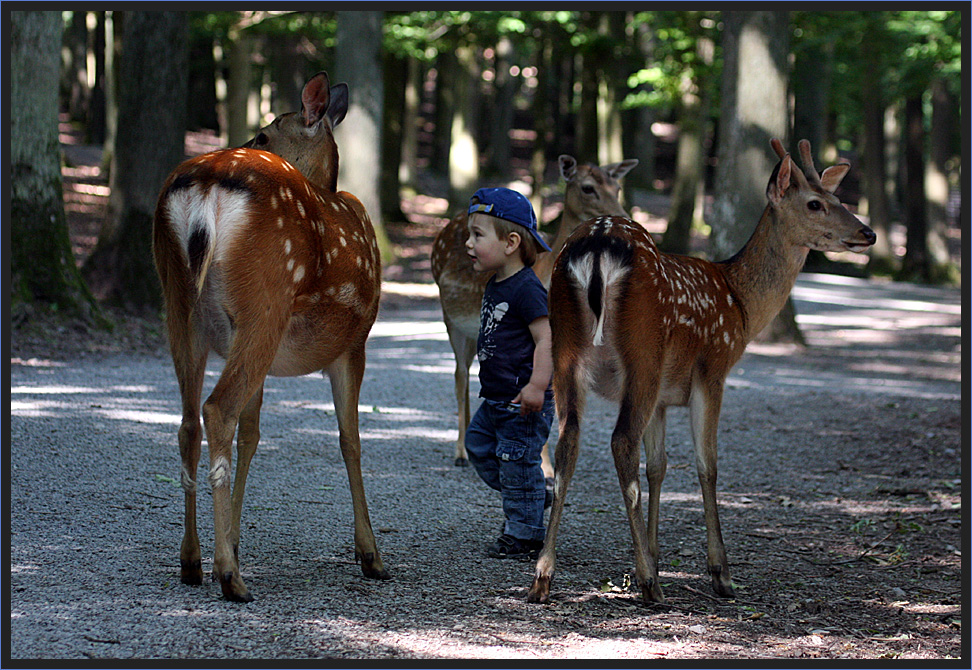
[512,382,545,416]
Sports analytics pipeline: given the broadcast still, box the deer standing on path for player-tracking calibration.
[430,156,638,473]
[528,140,876,605]
[153,72,389,602]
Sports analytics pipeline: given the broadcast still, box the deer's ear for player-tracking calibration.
[767,154,792,205]
[326,83,349,128]
[819,162,850,193]
[300,72,332,127]
[559,155,577,181]
[605,158,638,181]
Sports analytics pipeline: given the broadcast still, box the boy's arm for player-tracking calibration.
[513,316,553,415]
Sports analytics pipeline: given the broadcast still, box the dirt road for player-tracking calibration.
[9,273,962,661]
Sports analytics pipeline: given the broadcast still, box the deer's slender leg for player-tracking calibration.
[528,295,589,604]
[610,357,662,603]
[230,384,263,562]
[329,343,390,581]
[642,406,667,603]
[445,317,476,467]
[203,319,282,603]
[689,379,735,598]
[171,322,208,586]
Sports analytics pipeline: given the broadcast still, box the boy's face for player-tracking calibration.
[466,213,517,274]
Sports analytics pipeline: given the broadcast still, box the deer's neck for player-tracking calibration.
[552,205,586,256]
[535,205,587,285]
[720,205,809,341]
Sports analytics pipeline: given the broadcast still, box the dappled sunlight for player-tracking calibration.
[369,319,447,339]
[92,409,180,425]
[11,385,102,395]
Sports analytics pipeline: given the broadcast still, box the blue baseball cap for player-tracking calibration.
[468,187,551,252]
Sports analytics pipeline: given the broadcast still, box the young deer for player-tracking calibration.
[430,156,638,471]
[152,72,389,602]
[528,139,876,605]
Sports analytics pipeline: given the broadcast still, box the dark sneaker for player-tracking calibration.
[544,477,555,509]
[486,534,544,559]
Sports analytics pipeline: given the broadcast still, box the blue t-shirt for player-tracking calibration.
[477,267,550,401]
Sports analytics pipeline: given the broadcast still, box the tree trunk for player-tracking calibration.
[710,10,803,345]
[380,50,408,222]
[861,60,894,271]
[431,50,456,177]
[660,87,706,255]
[576,51,599,163]
[87,11,107,144]
[623,19,657,191]
[900,93,929,281]
[486,35,516,180]
[101,11,119,172]
[62,11,90,124]
[225,23,254,148]
[792,40,831,161]
[83,11,188,312]
[398,56,421,190]
[334,10,394,264]
[925,77,954,273]
[529,28,553,219]
[187,26,220,131]
[448,44,481,210]
[660,32,713,255]
[11,10,105,327]
[597,12,626,167]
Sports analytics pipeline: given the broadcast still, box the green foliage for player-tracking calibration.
[792,10,962,142]
[624,12,720,113]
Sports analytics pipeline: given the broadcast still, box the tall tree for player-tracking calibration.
[857,12,895,271]
[709,11,802,343]
[656,12,717,255]
[11,10,105,327]
[485,34,516,179]
[448,43,481,209]
[334,10,394,263]
[83,11,188,311]
[380,49,408,222]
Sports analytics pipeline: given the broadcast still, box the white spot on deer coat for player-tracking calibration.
[293,265,305,282]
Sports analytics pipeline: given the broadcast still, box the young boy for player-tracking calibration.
[463,187,555,559]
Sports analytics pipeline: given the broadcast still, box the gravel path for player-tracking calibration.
[8,273,962,661]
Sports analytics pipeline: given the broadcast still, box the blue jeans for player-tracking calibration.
[465,396,554,543]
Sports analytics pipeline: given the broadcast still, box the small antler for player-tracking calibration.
[770,138,787,159]
[797,139,822,186]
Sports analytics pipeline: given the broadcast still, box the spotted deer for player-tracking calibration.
[430,156,638,473]
[528,139,876,605]
[152,72,388,602]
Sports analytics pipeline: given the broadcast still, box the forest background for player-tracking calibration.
[8,9,964,338]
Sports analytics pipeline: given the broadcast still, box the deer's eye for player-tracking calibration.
[582,184,595,195]
[807,200,822,212]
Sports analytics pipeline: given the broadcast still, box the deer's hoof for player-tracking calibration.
[219,572,254,603]
[180,560,203,585]
[640,578,666,604]
[709,565,736,599]
[358,551,391,580]
[527,576,550,604]
[454,457,470,467]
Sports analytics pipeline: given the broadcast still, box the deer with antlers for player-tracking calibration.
[430,156,638,473]
[527,139,876,605]
[153,72,389,602]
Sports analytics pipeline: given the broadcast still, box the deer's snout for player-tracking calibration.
[843,225,877,253]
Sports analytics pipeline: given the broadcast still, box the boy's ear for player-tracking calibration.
[504,230,522,256]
